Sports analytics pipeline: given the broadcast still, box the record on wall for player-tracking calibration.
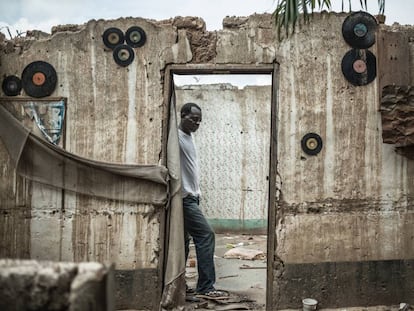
[125,26,146,48]
[113,44,135,67]
[2,75,22,96]
[341,48,376,86]
[301,133,323,156]
[21,61,57,98]
[103,27,125,49]
[342,11,377,48]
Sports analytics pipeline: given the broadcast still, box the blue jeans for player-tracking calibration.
[183,195,216,294]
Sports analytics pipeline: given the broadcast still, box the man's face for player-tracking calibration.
[181,107,202,134]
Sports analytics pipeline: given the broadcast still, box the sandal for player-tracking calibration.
[204,290,229,297]
[196,289,229,299]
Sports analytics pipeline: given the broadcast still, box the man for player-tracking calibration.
[178,102,223,297]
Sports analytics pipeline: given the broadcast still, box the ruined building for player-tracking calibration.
[0,11,414,310]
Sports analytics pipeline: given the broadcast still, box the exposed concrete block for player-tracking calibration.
[381,85,414,147]
[0,259,114,311]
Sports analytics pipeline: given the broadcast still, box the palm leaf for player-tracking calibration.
[274,0,385,39]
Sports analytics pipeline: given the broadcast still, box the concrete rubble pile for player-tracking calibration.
[0,259,114,311]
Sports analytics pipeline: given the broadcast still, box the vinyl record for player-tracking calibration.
[125,26,146,48]
[22,61,57,98]
[113,44,135,67]
[341,49,376,86]
[102,27,125,49]
[2,75,22,96]
[301,133,323,156]
[342,11,377,48]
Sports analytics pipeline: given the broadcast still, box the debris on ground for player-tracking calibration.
[223,247,266,260]
[400,303,412,311]
[185,290,258,310]
[239,264,266,270]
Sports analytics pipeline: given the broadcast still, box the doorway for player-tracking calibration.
[164,64,278,310]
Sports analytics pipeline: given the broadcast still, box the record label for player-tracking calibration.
[301,133,323,156]
[113,44,135,67]
[22,61,57,98]
[103,27,125,49]
[125,26,146,48]
[2,75,22,96]
[342,11,377,48]
[341,49,376,86]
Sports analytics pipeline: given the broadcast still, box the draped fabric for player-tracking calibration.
[0,104,169,205]
[160,92,186,310]
[0,101,186,310]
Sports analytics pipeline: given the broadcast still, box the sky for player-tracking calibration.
[0,0,412,87]
[0,0,412,38]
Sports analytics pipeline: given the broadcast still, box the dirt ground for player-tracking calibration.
[185,233,268,310]
[184,233,408,311]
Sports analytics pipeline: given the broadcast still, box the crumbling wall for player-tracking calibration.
[0,259,114,311]
[273,13,414,309]
[1,11,414,311]
[0,17,194,310]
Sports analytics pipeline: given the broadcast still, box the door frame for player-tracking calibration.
[161,63,279,311]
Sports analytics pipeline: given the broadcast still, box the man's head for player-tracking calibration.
[180,102,202,134]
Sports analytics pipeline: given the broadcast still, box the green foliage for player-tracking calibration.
[273,0,385,39]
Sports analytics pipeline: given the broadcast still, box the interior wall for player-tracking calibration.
[175,83,271,233]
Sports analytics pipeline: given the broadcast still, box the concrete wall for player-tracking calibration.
[0,17,184,310]
[273,15,414,309]
[1,12,414,310]
[176,84,271,233]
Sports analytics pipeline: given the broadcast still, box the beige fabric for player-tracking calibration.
[160,93,186,310]
[0,102,186,309]
[0,104,168,205]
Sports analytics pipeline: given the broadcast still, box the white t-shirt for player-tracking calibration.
[178,129,201,198]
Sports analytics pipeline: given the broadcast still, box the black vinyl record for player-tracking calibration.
[301,133,323,156]
[21,61,57,98]
[103,27,125,49]
[2,75,22,96]
[341,49,376,86]
[125,26,146,48]
[113,44,135,67]
[342,11,377,49]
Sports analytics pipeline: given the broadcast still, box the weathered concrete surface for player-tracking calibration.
[0,259,114,311]
[176,84,271,232]
[1,11,414,311]
[0,17,188,309]
[272,12,414,309]
[381,85,414,147]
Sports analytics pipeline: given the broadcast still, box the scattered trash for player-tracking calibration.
[302,298,318,311]
[215,303,250,310]
[223,247,265,260]
[194,301,208,309]
[188,258,196,267]
[219,274,239,279]
[185,272,197,279]
[250,283,264,289]
[186,295,201,303]
[400,303,411,311]
[226,242,249,249]
[239,264,266,269]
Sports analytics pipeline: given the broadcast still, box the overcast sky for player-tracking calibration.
[0,0,412,87]
[0,0,412,37]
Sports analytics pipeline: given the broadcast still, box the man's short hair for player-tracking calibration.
[181,102,201,117]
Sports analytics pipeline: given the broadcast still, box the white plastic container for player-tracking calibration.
[302,298,318,311]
